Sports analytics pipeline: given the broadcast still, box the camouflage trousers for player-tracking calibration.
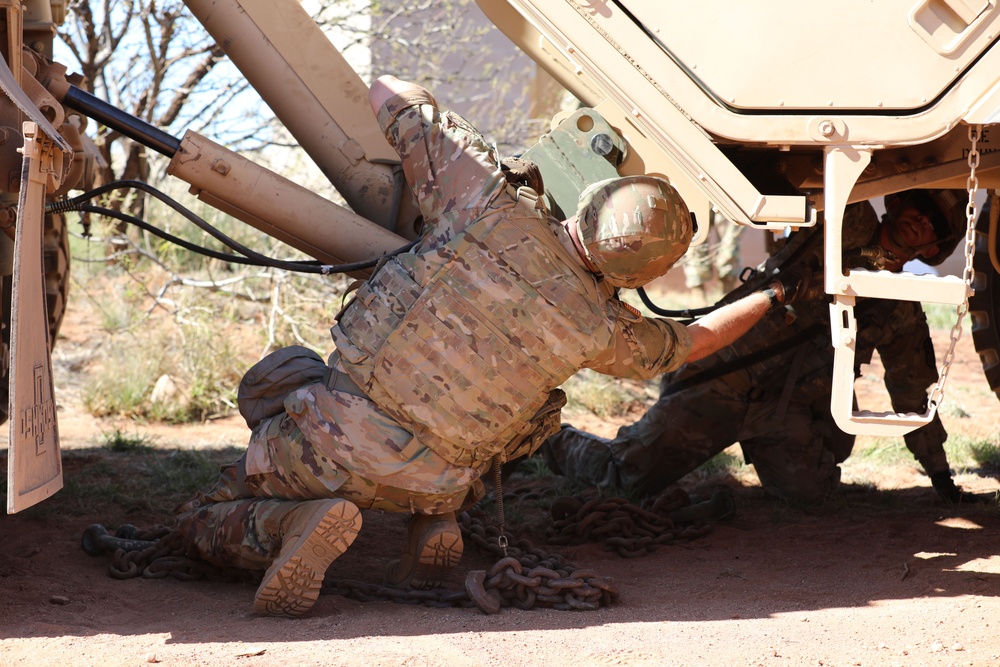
[683,211,743,290]
[174,413,477,572]
[545,376,854,503]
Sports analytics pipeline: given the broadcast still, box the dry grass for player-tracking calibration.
[67,219,350,424]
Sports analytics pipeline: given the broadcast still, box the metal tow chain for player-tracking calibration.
[81,523,252,583]
[83,489,732,612]
[458,509,620,612]
[322,510,619,613]
[81,510,621,614]
[928,124,981,410]
[546,489,733,558]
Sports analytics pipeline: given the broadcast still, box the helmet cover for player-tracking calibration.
[575,175,692,288]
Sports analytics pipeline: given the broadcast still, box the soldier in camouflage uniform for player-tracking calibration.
[545,191,976,504]
[684,209,743,304]
[173,75,807,617]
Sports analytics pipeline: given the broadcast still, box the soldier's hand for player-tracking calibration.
[930,470,982,504]
[500,157,544,195]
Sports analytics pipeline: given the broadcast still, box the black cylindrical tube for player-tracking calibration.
[62,85,182,157]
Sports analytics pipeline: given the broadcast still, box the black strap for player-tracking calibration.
[662,324,825,397]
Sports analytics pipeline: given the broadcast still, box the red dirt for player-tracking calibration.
[2,309,1000,666]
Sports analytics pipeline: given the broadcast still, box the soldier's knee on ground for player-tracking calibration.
[174,456,253,514]
[758,464,842,505]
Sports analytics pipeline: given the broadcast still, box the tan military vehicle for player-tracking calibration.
[5,0,1000,511]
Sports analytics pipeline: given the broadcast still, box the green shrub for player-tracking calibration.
[101,428,155,452]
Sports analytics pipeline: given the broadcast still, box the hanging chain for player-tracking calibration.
[928,124,981,409]
[491,456,508,556]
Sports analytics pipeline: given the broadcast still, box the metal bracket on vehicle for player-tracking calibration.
[7,121,64,513]
[823,146,968,436]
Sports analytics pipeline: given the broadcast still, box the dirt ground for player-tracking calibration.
[2,303,1000,666]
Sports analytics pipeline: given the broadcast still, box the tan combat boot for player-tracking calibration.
[254,498,362,617]
[384,511,463,590]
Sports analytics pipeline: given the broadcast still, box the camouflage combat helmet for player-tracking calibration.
[884,189,967,266]
[574,175,692,289]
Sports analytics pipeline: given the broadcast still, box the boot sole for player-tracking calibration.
[385,522,463,590]
[254,499,361,617]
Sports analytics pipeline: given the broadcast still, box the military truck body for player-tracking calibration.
[6,0,1000,510]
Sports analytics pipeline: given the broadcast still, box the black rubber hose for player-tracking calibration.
[50,180,417,274]
[62,85,181,157]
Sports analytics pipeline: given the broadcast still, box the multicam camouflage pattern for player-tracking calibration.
[683,210,742,292]
[548,295,947,503]
[175,85,696,570]
[174,412,480,568]
[176,497,305,572]
[547,203,950,503]
[575,175,692,289]
[331,92,693,472]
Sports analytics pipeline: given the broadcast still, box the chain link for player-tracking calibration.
[85,510,622,613]
[86,490,729,613]
[546,490,729,557]
[928,124,981,408]
[327,510,620,613]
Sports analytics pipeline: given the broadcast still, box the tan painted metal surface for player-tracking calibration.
[481,0,1000,435]
[15,0,1000,512]
[7,122,62,513]
[183,0,419,235]
[167,131,407,264]
[633,0,998,111]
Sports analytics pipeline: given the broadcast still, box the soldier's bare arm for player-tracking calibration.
[586,282,786,378]
[685,284,784,362]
